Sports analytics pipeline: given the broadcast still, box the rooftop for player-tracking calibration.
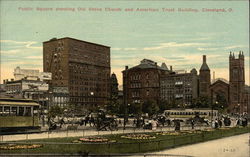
[43,37,110,48]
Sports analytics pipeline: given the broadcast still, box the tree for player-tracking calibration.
[158,100,171,113]
[64,104,88,117]
[129,103,142,117]
[215,94,228,112]
[106,96,120,115]
[48,105,64,119]
[142,100,159,117]
[191,96,210,108]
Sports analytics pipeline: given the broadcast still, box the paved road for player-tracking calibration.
[131,133,249,157]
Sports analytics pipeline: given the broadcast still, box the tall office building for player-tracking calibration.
[43,37,110,108]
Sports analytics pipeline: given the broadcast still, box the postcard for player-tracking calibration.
[0,0,249,157]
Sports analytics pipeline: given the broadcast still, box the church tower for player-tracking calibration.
[229,51,245,112]
[199,55,211,97]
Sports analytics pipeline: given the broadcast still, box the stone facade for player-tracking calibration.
[4,79,50,108]
[160,69,199,105]
[229,51,246,113]
[210,79,230,108]
[43,37,110,107]
[210,51,249,114]
[13,66,51,81]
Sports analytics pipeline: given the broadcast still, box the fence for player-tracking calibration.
[0,126,249,155]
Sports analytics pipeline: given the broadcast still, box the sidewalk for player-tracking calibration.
[149,133,249,157]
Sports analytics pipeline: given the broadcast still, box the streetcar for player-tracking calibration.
[164,108,218,120]
[0,98,40,133]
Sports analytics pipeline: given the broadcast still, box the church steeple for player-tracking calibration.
[200,55,210,71]
[199,55,211,97]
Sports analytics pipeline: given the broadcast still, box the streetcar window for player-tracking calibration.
[10,107,17,116]
[18,107,24,116]
[33,107,38,116]
[0,106,2,115]
[25,107,31,116]
[3,106,10,116]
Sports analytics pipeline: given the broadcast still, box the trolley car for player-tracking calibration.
[164,108,218,120]
[0,98,40,133]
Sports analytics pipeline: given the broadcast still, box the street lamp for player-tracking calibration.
[211,101,218,126]
[237,103,240,114]
[90,92,94,108]
[123,103,129,130]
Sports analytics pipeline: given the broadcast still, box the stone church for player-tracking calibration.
[210,51,249,113]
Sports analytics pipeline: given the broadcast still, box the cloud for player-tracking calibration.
[0,40,32,45]
[111,48,122,51]
[0,49,20,54]
[197,47,219,51]
[124,48,137,51]
[111,47,138,51]
[0,40,42,50]
[224,45,246,50]
[25,56,43,59]
[112,42,210,52]
[143,42,209,51]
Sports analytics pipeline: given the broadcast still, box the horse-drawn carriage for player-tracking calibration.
[90,110,118,131]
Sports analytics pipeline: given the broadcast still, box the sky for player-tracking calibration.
[0,0,249,85]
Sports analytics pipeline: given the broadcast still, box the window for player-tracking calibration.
[10,107,17,116]
[18,107,24,116]
[25,107,31,116]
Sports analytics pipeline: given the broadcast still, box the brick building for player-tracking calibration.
[43,37,110,108]
[122,59,168,105]
[160,68,199,105]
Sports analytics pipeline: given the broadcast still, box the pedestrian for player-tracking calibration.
[133,119,136,126]
[175,120,181,131]
[59,118,65,128]
[85,116,89,126]
[212,120,215,128]
[151,119,157,131]
[218,119,222,128]
[215,119,219,129]
[242,118,247,127]
[191,119,195,129]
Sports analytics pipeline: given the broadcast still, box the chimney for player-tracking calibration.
[203,55,206,63]
[170,66,173,71]
[125,66,128,70]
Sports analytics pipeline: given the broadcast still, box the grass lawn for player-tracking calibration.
[0,126,249,154]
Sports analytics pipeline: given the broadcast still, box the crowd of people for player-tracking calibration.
[46,112,249,131]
